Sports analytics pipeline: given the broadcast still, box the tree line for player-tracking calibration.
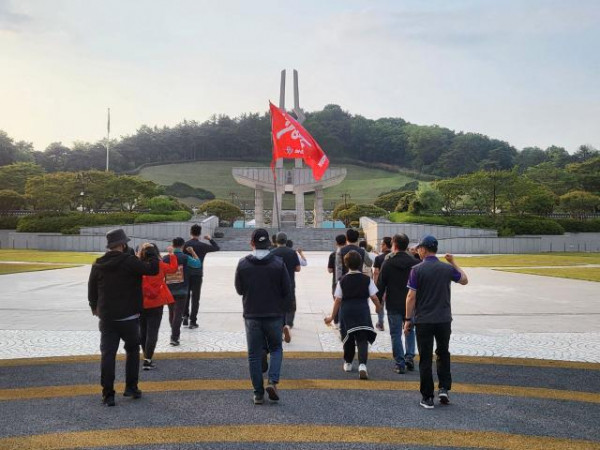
[1,105,597,177]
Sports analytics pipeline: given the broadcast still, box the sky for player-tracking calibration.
[1,0,599,152]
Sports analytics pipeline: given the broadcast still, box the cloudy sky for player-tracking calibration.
[1,0,598,152]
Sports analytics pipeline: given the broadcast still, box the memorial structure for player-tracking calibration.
[232,70,346,228]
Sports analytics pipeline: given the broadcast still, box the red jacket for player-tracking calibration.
[142,256,178,309]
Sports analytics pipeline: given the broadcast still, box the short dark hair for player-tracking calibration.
[172,237,185,247]
[358,240,367,249]
[346,229,359,243]
[286,240,293,248]
[335,234,347,246]
[344,250,362,271]
[392,233,409,251]
[272,234,277,244]
[382,236,392,250]
[190,224,201,237]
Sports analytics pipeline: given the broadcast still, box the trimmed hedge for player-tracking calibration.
[16,211,191,234]
[0,215,20,229]
[556,219,600,233]
[389,213,566,236]
[163,182,215,200]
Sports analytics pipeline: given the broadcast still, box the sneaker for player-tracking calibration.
[283,325,291,343]
[253,394,264,405]
[262,352,269,373]
[343,362,353,372]
[189,323,199,329]
[123,387,142,399]
[358,364,368,380]
[182,317,189,327]
[406,359,415,371]
[375,323,384,331]
[438,388,450,405]
[169,338,180,346]
[265,383,279,402]
[142,359,155,371]
[394,364,406,374]
[102,394,115,407]
[420,397,435,409]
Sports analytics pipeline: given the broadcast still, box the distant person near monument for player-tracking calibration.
[235,228,291,405]
[373,236,392,331]
[88,229,159,407]
[271,232,301,339]
[404,235,469,409]
[182,224,220,329]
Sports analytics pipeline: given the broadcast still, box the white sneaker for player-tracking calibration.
[343,362,353,372]
[359,364,368,379]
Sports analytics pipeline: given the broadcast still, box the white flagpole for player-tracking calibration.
[105,108,110,172]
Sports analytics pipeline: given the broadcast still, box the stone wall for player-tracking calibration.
[360,217,600,254]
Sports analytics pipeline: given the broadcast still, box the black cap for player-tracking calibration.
[252,228,270,249]
[106,228,130,249]
[417,235,438,251]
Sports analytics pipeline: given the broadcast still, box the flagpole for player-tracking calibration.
[105,108,110,172]
[269,104,281,232]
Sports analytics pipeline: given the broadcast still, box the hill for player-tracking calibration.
[139,160,421,209]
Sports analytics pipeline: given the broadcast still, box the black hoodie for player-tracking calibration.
[376,251,419,316]
[88,251,159,321]
[234,252,291,319]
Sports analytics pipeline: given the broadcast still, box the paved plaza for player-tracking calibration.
[0,251,599,362]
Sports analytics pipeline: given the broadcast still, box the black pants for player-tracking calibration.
[416,322,452,399]
[140,306,163,360]
[343,330,369,365]
[169,294,187,341]
[285,290,297,327]
[184,275,203,324]
[99,318,140,397]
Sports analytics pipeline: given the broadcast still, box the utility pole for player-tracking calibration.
[341,192,351,208]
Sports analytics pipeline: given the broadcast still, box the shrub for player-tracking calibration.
[134,211,192,223]
[389,212,450,226]
[163,182,215,200]
[337,204,388,224]
[374,192,411,211]
[394,192,417,212]
[0,215,20,229]
[198,200,242,223]
[332,202,356,219]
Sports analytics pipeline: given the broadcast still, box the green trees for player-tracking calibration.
[559,191,600,219]
[0,162,45,193]
[336,204,387,227]
[0,190,26,210]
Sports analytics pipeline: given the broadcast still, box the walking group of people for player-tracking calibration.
[89,223,467,410]
[324,229,468,408]
[88,224,219,406]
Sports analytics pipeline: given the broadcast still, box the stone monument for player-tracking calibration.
[232,70,346,228]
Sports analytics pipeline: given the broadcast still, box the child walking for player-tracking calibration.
[325,250,382,379]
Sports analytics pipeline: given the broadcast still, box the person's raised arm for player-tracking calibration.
[204,235,220,252]
[445,254,468,285]
[163,246,178,274]
[126,251,159,276]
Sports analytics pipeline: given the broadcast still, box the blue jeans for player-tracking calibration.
[245,317,283,396]
[388,314,416,367]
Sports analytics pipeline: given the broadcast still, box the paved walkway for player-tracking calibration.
[0,353,599,449]
[0,251,599,361]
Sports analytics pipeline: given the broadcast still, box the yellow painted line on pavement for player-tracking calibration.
[0,379,598,404]
[0,352,598,370]
[0,424,598,450]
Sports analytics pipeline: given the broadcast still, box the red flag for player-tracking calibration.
[269,102,329,181]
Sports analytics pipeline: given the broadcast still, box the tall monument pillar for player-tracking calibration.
[255,187,264,227]
[232,69,347,229]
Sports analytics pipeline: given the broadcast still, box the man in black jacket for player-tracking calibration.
[376,234,419,374]
[88,229,159,407]
[235,228,291,405]
[182,224,220,329]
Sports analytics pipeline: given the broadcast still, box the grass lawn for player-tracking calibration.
[140,160,421,209]
[455,253,600,267]
[0,263,79,275]
[0,250,101,264]
[496,267,600,282]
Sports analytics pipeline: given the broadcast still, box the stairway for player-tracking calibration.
[213,227,348,251]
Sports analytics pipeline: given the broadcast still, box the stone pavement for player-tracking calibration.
[0,251,599,362]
